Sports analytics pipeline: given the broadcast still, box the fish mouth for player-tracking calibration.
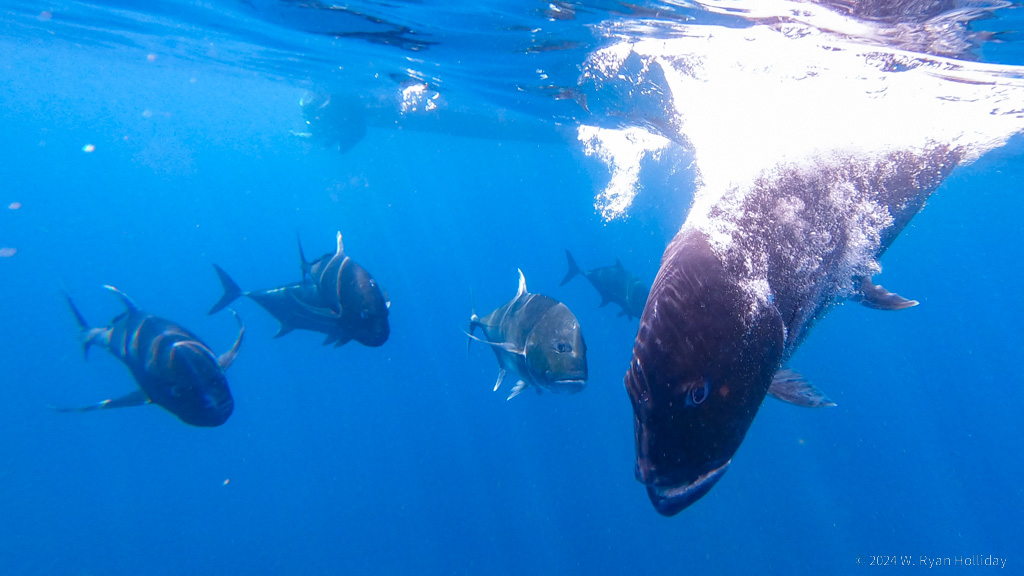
[545,374,587,394]
[356,324,390,347]
[645,459,731,516]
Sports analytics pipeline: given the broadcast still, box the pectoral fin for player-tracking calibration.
[463,331,524,356]
[506,380,529,400]
[768,369,836,408]
[51,389,151,413]
[853,276,918,310]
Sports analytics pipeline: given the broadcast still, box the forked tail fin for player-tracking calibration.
[560,250,581,286]
[208,264,243,316]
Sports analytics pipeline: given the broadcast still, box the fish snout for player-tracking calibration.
[356,321,390,347]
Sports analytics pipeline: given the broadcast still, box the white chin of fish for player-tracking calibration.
[545,379,587,394]
[648,459,731,515]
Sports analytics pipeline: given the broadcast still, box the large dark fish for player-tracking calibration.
[61,286,243,427]
[300,231,391,347]
[468,269,588,400]
[625,147,959,515]
[559,250,649,320]
[209,232,390,348]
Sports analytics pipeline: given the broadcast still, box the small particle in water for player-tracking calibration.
[147,53,157,62]
[8,202,21,210]
[141,109,153,119]
[0,248,17,258]
[38,11,51,21]
[222,479,231,486]
[82,144,95,153]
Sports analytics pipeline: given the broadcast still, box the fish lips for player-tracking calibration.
[544,371,587,394]
[644,459,731,516]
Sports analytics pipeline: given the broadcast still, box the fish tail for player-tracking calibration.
[208,264,243,316]
[63,291,101,359]
[560,249,580,286]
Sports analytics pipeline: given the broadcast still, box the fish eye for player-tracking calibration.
[555,341,573,354]
[688,379,710,406]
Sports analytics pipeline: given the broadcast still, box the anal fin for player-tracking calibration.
[768,369,836,408]
[854,276,918,310]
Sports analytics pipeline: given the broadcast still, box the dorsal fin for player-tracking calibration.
[217,309,245,371]
[335,231,345,256]
[615,258,624,269]
[516,268,528,298]
[297,233,312,279]
[103,285,140,311]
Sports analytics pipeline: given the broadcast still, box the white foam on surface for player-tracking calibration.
[578,0,1024,222]
[577,124,672,220]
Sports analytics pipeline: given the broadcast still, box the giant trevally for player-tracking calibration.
[468,269,588,400]
[559,250,649,320]
[625,147,957,515]
[300,232,391,347]
[209,232,390,348]
[61,286,244,427]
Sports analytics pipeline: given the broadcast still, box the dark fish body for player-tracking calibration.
[244,283,342,339]
[303,232,391,347]
[209,232,390,348]
[469,270,588,400]
[626,147,961,515]
[63,286,243,427]
[560,250,648,319]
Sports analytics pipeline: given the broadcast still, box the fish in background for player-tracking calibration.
[559,250,649,320]
[626,147,957,516]
[60,286,243,427]
[295,92,367,153]
[208,265,342,341]
[210,232,391,347]
[468,269,587,400]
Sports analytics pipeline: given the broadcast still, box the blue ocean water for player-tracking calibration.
[1,1,1022,574]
